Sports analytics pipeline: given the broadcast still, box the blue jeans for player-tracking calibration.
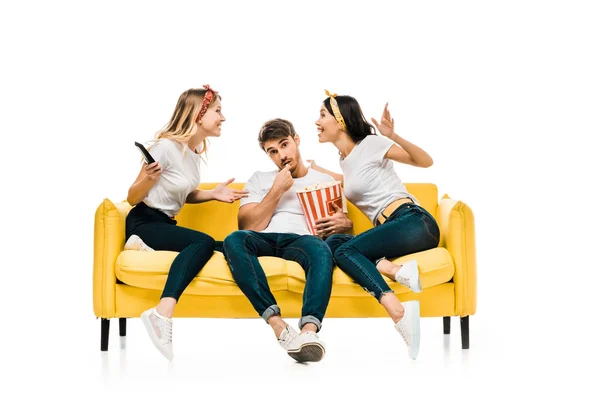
[326,203,440,301]
[223,231,333,332]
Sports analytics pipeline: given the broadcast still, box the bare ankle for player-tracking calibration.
[300,323,318,334]
[267,315,288,338]
[376,259,400,279]
[156,297,177,318]
[380,292,405,323]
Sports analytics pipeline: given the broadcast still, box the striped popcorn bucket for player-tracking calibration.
[296,181,346,235]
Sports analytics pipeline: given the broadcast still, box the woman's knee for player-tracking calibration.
[325,234,352,255]
[190,231,215,250]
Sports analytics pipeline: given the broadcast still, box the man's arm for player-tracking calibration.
[238,186,285,231]
[238,165,293,231]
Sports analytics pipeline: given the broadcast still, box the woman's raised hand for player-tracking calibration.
[371,103,395,138]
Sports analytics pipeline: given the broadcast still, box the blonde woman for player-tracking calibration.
[125,86,248,361]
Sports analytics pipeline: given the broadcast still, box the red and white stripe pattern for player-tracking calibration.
[296,182,343,235]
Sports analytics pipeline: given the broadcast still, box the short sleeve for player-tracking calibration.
[364,135,394,163]
[240,172,264,207]
[148,139,173,169]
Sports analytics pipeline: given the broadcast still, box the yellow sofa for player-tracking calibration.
[93,183,476,351]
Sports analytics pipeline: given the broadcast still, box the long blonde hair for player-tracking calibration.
[154,88,220,156]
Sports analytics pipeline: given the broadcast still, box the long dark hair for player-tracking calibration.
[324,95,375,143]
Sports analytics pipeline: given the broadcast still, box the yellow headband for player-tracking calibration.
[325,90,347,132]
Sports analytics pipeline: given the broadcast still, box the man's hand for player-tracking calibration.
[272,164,293,194]
[314,203,353,238]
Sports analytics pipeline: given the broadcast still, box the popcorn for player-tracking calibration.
[303,182,335,191]
[296,181,346,235]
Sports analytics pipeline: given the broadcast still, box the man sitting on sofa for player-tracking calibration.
[223,118,352,363]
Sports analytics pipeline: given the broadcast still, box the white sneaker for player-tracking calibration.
[124,235,155,252]
[278,325,299,351]
[287,331,326,363]
[140,308,173,361]
[395,300,420,360]
[395,260,422,293]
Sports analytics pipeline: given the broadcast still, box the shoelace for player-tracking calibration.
[304,332,319,340]
[278,328,292,344]
[160,320,173,344]
[278,328,295,346]
[397,276,410,286]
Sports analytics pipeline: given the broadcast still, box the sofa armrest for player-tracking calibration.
[93,199,130,318]
[437,195,477,316]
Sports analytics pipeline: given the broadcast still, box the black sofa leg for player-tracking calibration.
[443,316,451,334]
[101,318,110,351]
[119,318,127,337]
[460,316,470,349]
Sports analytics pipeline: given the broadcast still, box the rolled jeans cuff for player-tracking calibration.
[299,315,322,332]
[378,289,395,302]
[261,305,281,322]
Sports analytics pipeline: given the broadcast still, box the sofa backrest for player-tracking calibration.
[175,183,439,240]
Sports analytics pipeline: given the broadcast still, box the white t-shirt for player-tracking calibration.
[340,135,418,226]
[142,138,202,218]
[241,168,337,235]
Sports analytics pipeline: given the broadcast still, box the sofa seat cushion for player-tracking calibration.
[116,251,288,296]
[116,246,454,297]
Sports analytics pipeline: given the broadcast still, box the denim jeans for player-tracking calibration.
[126,202,216,301]
[223,231,333,332]
[325,203,440,301]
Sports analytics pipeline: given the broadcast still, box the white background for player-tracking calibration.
[1,0,599,398]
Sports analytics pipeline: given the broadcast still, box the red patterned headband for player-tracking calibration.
[197,84,218,122]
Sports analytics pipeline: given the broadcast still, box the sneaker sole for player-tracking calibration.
[141,311,173,361]
[413,275,423,293]
[408,260,422,293]
[287,342,325,363]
